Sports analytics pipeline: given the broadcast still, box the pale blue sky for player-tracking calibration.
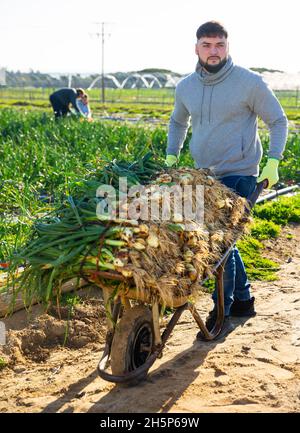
[1,0,300,74]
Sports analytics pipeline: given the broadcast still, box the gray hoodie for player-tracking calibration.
[167,56,288,177]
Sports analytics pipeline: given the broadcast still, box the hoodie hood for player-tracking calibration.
[195,55,234,85]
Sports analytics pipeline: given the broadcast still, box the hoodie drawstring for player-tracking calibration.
[200,85,214,125]
[200,85,205,125]
[209,86,214,124]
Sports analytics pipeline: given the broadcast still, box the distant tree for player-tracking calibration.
[250,67,283,74]
[5,69,185,88]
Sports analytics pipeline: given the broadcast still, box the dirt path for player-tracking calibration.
[0,225,299,413]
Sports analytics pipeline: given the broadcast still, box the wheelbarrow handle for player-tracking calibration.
[247,179,268,209]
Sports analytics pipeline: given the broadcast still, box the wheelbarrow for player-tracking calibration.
[97,180,267,385]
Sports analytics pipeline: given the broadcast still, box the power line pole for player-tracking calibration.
[93,22,111,104]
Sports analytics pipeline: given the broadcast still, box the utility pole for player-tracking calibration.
[93,22,111,104]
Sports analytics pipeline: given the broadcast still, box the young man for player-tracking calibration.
[166,21,288,332]
[49,87,90,119]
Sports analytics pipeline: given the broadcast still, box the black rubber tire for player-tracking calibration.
[110,304,154,377]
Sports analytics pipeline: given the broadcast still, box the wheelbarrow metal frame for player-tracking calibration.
[97,181,266,384]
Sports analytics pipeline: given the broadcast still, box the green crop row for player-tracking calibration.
[1,108,299,190]
[0,108,299,283]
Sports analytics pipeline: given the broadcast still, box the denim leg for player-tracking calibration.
[212,248,235,316]
[234,247,252,301]
[211,175,257,313]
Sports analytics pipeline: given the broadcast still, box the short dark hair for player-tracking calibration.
[76,88,85,96]
[196,21,228,40]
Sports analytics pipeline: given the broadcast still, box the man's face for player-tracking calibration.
[195,35,229,68]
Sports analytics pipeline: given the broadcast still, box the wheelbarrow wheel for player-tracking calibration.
[110,304,154,379]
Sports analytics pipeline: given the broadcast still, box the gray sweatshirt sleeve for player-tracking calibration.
[167,86,190,156]
[250,77,288,160]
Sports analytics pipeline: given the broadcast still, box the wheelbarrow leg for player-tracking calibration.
[189,255,229,341]
[98,299,122,372]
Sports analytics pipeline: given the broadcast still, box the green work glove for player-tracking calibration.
[257,158,279,188]
[165,154,178,167]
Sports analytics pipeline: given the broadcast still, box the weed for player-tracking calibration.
[61,293,81,346]
[250,219,281,239]
[237,236,280,281]
[253,194,300,225]
[0,357,7,370]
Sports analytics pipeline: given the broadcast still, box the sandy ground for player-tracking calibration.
[0,225,299,413]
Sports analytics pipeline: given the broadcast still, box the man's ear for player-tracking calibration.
[195,42,199,56]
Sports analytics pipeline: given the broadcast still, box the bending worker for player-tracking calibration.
[49,87,91,119]
[165,21,288,333]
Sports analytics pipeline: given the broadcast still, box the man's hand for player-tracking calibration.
[165,154,178,167]
[257,158,279,188]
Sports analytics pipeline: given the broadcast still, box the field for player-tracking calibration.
[0,93,300,413]
[0,103,299,274]
[1,225,299,413]
[1,87,300,123]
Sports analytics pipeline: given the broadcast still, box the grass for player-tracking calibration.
[202,232,282,292]
[253,194,300,225]
[249,219,281,239]
[238,194,300,280]
[237,236,280,281]
[239,194,300,280]
[60,293,82,346]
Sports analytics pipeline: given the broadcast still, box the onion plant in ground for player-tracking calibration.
[0,108,168,196]
[1,109,299,192]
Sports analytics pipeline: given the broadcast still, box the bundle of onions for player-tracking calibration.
[6,164,250,309]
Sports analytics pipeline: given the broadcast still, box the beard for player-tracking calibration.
[198,55,228,73]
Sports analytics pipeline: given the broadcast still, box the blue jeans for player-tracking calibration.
[212,175,257,315]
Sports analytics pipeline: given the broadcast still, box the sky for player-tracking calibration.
[1,0,300,75]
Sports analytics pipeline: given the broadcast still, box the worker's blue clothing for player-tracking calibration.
[212,175,256,315]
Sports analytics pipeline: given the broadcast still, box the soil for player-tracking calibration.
[0,225,299,413]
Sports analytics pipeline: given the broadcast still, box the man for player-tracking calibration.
[49,87,91,119]
[166,21,288,333]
